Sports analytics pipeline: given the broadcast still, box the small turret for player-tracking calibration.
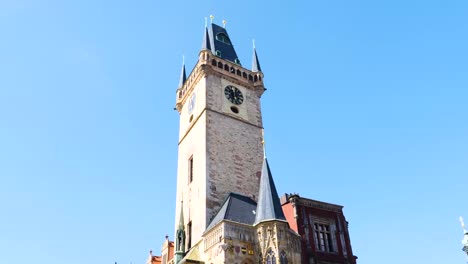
[175,201,186,264]
[201,27,211,51]
[178,61,187,88]
[252,44,262,73]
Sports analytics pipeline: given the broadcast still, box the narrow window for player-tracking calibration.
[187,221,192,249]
[188,156,193,183]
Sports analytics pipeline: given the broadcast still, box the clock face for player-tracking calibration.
[224,85,243,105]
[188,93,196,114]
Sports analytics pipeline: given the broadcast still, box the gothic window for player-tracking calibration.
[314,223,335,252]
[216,33,232,45]
[266,248,276,264]
[280,251,288,264]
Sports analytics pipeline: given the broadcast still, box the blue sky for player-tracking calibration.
[1,1,467,263]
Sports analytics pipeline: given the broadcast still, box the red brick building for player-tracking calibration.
[281,194,357,264]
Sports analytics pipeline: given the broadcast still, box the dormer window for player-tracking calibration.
[216,33,232,45]
[234,58,241,65]
[215,50,222,57]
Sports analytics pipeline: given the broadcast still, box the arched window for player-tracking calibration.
[280,251,288,264]
[216,33,232,45]
[211,59,217,66]
[266,248,276,264]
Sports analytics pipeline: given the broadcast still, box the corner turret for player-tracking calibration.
[178,61,186,88]
[252,45,262,72]
[174,201,186,264]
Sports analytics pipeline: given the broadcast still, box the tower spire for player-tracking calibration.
[178,58,187,88]
[251,40,262,72]
[254,144,286,225]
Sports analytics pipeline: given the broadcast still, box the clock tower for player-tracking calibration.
[174,22,266,251]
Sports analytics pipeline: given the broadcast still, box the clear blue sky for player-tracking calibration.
[1,1,467,263]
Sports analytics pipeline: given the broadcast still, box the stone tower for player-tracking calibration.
[174,22,266,253]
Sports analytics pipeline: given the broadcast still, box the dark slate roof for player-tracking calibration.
[178,62,186,88]
[205,193,257,232]
[254,158,286,225]
[252,47,262,72]
[201,27,211,51]
[207,23,240,64]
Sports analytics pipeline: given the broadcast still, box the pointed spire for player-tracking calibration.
[175,200,186,263]
[178,58,186,88]
[252,40,262,72]
[254,153,286,225]
[178,200,185,230]
[201,26,211,51]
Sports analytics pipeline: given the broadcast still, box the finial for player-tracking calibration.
[149,250,153,256]
[252,39,256,49]
[222,19,227,28]
[204,17,207,28]
[182,55,185,65]
[165,234,169,240]
[461,216,467,233]
[210,15,214,23]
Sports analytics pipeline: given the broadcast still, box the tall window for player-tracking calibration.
[314,223,334,252]
[280,251,288,264]
[266,248,276,264]
[187,221,192,249]
[188,156,193,183]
